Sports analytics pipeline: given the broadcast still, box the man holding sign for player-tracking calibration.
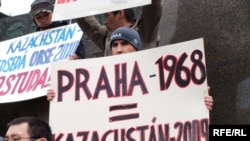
[30,0,86,60]
[47,27,213,140]
[47,27,213,110]
[76,0,162,56]
[19,0,86,123]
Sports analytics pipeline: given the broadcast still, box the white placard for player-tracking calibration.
[49,38,210,141]
[0,23,83,103]
[52,0,151,21]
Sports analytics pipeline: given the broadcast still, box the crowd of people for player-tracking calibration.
[1,0,213,138]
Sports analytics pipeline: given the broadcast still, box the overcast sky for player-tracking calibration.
[0,0,34,16]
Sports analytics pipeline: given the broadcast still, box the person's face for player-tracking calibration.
[111,40,136,55]
[33,11,53,28]
[5,123,31,141]
[104,12,121,32]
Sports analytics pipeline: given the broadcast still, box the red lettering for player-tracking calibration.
[53,133,64,141]
[26,67,49,92]
[51,119,209,141]
[11,71,30,94]
[57,0,77,4]
[0,68,50,96]
[25,69,42,92]
[0,75,15,96]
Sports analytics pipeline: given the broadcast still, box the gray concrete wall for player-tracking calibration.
[160,0,250,125]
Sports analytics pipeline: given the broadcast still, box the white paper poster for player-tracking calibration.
[49,38,210,141]
[52,0,151,21]
[0,23,83,103]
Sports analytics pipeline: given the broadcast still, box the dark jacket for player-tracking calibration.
[76,0,162,56]
[36,20,86,59]
[19,20,86,123]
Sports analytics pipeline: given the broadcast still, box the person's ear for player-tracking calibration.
[118,10,125,18]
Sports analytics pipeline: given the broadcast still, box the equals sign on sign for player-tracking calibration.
[109,103,139,122]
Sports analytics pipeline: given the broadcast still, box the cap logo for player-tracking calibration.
[111,33,122,39]
[133,39,138,45]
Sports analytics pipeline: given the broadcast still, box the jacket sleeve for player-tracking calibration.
[138,0,163,42]
[74,40,86,59]
[76,16,108,51]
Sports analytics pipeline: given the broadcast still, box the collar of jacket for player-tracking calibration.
[37,21,69,31]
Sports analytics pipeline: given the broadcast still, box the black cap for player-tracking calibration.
[30,0,53,17]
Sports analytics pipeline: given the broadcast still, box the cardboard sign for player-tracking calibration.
[49,38,210,141]
[52,0,151,21]
[0,23,83,103]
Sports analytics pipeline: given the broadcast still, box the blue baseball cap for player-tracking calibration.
[110,27,142,51]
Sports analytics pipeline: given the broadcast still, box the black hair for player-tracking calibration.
[6,117,53,141]
[112,8,135,23]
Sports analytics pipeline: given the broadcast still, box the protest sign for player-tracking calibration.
[49,38,210,141]
[0,23,83,103]
[52,0,151,21]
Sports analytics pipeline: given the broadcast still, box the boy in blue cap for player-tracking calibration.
[47,27,213,111]
[110,26,141,55]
